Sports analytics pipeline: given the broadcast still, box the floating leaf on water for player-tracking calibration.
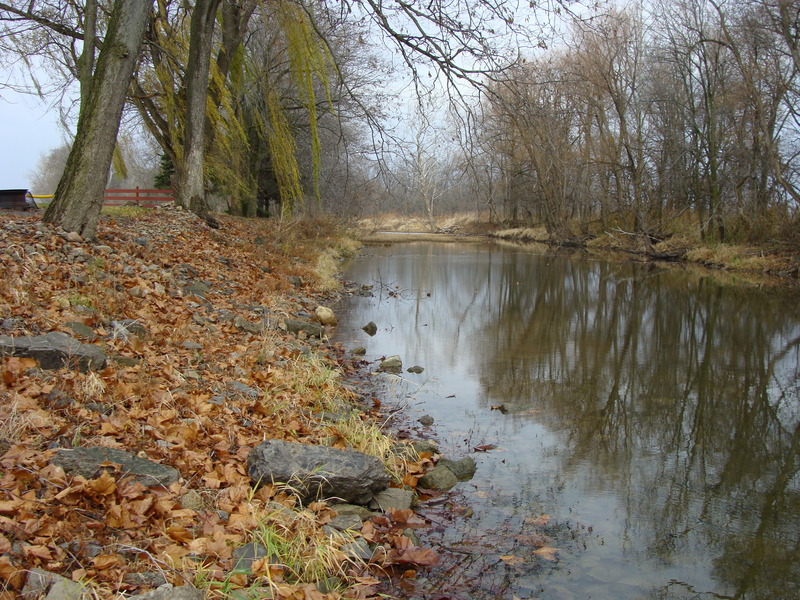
[533,546,558,561]
[395,546,440,566]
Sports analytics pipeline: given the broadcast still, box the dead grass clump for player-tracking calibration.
[286,355,352,413]
[652,233,696,256]
[190,492,362,598]
[78,371,107,401]
[685,244,787,273]
[330,415,409,482]
[314,236,361,292]
[359,214,429,232]
[0,384,60,450]
[493,227,549,242]
[0,396,36,448]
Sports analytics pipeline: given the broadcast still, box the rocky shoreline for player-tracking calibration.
[0,208,474,600]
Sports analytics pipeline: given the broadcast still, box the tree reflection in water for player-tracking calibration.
[335,242,800,600]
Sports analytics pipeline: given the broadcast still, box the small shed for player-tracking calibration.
[0,189,37,210]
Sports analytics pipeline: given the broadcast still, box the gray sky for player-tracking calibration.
[0,89,64,191]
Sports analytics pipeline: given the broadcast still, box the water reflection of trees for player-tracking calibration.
[474,252,800,599]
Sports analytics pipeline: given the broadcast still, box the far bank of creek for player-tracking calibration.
[332,237,800,600]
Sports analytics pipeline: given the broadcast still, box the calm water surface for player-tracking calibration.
[333,241,800,600]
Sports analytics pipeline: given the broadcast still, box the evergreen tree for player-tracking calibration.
[154,154,175,189]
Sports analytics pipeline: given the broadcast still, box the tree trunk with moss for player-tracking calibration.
[176,0,221,226]
[43,0,153,239]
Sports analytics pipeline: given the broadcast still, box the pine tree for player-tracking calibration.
[154,154,175,189]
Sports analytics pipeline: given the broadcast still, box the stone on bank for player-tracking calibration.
[247,439,389,505]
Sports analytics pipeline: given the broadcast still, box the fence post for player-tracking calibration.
[135,186,140,207]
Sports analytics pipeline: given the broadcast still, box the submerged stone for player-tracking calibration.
[438,457,477,481]
[418,464,458,491]
[378,355,402,373]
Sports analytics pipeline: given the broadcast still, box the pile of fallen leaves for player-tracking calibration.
[0,207,439,599]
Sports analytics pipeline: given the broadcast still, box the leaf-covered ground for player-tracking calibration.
[0,208,438,599]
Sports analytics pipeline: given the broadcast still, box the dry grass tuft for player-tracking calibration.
[494,227,550,242]
[0,393,52,448]
[331,415,410,482]
[79,371,107,401]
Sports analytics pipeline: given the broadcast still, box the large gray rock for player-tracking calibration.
[52,447,180,487]
[0,332,106,372]
[284,319,324,338]
[247,439,389,505]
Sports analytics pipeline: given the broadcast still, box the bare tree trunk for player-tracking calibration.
[78,0,97,114]
[176,0,221,227]
[43,0,153,239]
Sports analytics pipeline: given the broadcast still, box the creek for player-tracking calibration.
[333,239,800,600]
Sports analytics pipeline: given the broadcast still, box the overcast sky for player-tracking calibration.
[0,89,66,191]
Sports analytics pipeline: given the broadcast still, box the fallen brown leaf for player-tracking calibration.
[88,471,117,495]
[394,546,440,566]
[474,444,497,452]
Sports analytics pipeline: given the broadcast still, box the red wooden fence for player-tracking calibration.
[103,187,174,207]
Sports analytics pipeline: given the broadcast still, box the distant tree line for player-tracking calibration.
[461,0,800,244]
[6,0,794,244]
